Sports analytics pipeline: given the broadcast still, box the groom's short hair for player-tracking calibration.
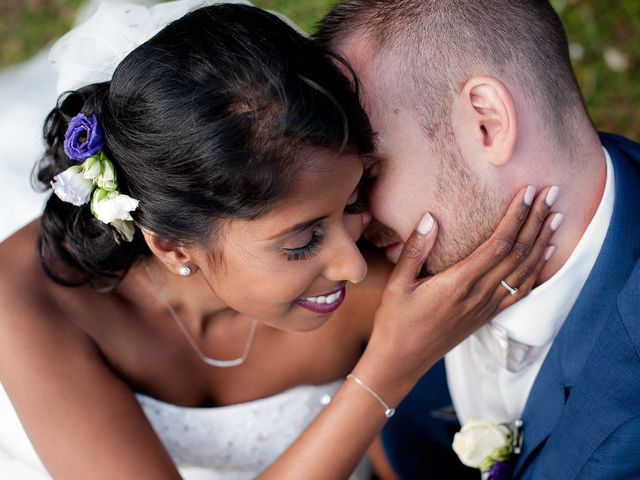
[315,0,588,142]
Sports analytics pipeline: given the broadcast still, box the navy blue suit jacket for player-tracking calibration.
[383,133,640,479]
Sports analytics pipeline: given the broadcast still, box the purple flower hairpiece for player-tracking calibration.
[63,113,104,161]
[53,112,138,242]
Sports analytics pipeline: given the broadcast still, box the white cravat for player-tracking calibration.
[445,147,615,424]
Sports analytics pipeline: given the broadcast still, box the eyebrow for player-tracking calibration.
[267,167,365,241]
[267,216,328,241]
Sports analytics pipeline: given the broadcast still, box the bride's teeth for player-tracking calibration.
[304,289,342,304]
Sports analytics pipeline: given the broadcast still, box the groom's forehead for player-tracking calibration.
[336,30,379,75]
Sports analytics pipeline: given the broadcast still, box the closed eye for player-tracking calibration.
[344,170,371,215]
[283,227,324,261]
[344,191,367,215]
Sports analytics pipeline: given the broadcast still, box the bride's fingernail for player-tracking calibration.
[550,213,564,231]
[524,186,536,206]
[544,245,556,261]
[545,186,560,207]
[417,213,434,235]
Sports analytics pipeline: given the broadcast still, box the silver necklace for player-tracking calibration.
[144,264,258,368]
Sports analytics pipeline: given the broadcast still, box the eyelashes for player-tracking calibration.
[285,228,324,261]
[345,168,372,216]
[344,192,367,215]
[284,182,369,261]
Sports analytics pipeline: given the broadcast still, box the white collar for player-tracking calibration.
[488,146,615,347]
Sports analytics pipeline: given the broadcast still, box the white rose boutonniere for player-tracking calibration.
[453,418,523,480]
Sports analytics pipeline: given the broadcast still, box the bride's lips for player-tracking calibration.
[295,286,346,314]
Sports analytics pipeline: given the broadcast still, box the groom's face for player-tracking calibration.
[342,39,502,273]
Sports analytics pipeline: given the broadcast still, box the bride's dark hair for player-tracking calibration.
[34,4,374,289]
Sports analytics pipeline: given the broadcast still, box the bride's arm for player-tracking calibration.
[0,247,181,479]
[260,186,559,479]
[0,186,556,480]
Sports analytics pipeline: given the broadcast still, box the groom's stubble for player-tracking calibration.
[365,122,503,275]
[427,124,503,274]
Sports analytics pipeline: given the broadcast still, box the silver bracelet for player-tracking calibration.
[346,373,396,418]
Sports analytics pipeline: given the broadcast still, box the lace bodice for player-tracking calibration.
[0,380,370,479]
[136,380,371,479]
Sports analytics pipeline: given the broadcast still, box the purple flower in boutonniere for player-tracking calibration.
[64,113,104,161]
[484,460,513,480]
[453,418,523,480]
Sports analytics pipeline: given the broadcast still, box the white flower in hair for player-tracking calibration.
[82,154,102,180]
[51,165,95,206]
[91,188,139,224]
[96,157,118,191]
[83,153,118,191]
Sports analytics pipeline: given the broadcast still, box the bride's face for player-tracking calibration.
[197,150,368,332]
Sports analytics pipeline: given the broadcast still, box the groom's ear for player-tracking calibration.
[451,75,517,167]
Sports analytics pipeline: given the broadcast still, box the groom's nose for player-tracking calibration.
[363,218,402,248]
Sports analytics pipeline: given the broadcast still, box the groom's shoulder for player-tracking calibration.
[599,131,640,164]
[618,257,640,360]
[598,131,640,147]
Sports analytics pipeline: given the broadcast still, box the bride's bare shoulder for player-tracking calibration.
[0,219,48,296]
[0,219,89,344]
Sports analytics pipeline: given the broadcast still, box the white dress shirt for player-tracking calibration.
[445,147,615,424]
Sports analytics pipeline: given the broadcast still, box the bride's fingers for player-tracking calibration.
[386,213,438,292]
[460,185,558,289]
[496,244,555,311]
[451,185,537,283]
[478,200,561,299]
[505,186,559,257]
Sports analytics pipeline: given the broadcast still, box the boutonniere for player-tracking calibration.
[453,418,523,480]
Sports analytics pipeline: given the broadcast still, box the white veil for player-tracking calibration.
[0,2,302,479]
[50,0,253,95]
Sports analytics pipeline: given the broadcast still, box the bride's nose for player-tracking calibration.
[323,228,368,285]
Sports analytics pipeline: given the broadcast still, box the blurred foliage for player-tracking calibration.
[1,0,637,137]
[0,0,84,67]
[254,0,335,32]
[549,0,639,137]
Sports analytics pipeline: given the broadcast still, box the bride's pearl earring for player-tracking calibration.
[179,266,192,277]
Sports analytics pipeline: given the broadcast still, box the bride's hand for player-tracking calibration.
[357,186,560,395]
[261,186,560,480]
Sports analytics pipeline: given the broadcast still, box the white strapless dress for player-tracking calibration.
[0,380,371,479]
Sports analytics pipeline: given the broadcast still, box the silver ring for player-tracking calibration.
[501,279,519,296]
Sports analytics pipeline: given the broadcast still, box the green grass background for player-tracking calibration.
[1,0,637,137]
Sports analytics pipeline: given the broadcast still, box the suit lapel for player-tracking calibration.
[512,134,640,478]
[536,262,640,478]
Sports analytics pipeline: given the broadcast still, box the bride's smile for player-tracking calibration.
[153,150,368,333]
[0,2,570,478]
